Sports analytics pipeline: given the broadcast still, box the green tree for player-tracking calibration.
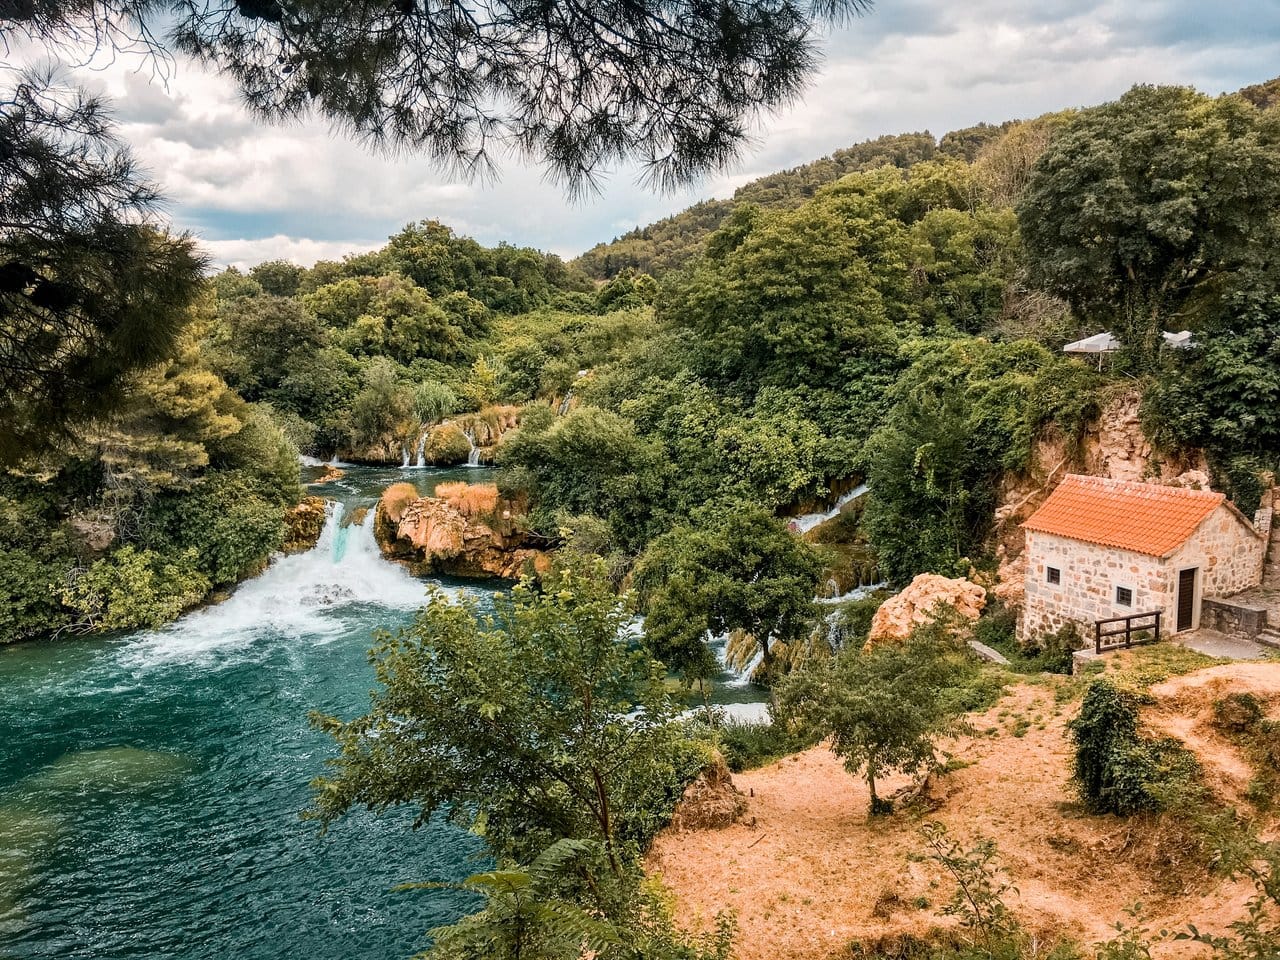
[349,357,413,448]
[310,563,705,870]
[415,838,734,960]
[1019,85,1280,363]
[497,406,664,547]
[633,505,822,680]
[249,259,304,297]
[773,633,971,814]
[1,70,205,464]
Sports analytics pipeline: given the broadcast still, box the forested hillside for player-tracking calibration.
[572,124,1014,279]
[4,81,1279,663]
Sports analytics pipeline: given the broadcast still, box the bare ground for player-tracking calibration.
[648,664,1280,960]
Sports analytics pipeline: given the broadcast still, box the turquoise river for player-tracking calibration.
[0,464,763,960]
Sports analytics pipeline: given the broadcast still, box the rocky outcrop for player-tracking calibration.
[376,481,551,580]
[667,754,748,831]
[867,574,986,644]
[282,496,328,554]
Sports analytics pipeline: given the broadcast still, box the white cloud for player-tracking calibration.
[200,235,382,270]
[15,1,1280,265]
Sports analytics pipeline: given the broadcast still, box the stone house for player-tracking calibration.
[1019,475,1266,642]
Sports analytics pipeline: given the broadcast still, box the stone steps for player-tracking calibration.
[1258,629,1280,650]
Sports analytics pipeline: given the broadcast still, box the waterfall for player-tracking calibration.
[116,502,433,667]
[415,429,428,468]
[463,429,481,467]
[400,445,411,468]
[730,647,765,687]
[557,389,574,415]
[789,483,870,534]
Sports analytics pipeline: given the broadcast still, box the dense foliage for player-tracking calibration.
[310,563,710,867]
[1069,679,1201,816]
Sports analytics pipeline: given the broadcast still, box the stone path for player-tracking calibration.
[1175,628,1271,661]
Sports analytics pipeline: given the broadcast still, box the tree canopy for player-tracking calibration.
[5,0,875,193]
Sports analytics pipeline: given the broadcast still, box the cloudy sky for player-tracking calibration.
[32,0,1280,268]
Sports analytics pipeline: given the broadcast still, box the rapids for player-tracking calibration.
[0,463,764,958]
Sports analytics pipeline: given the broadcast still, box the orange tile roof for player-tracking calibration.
[1023,474,1233,557]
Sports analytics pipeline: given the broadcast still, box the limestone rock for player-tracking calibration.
[376,481,549,580]
[668,754,748,832]
[867,574,986,644]
[282,496,328,554]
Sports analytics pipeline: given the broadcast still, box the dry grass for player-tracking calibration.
[435,481,500,518]
[648,663,1280,960]
[379,482,420,524]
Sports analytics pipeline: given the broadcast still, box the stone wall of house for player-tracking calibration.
[1169,507,1266,601]
[1019,531,1170,643]
[1019,504,1266,643]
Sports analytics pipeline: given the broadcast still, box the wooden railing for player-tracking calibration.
[1094,611,1162,654]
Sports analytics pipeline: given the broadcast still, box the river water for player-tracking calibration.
[0,464,762,960]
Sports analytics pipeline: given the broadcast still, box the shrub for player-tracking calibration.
[1212,693,1265,734]
[716,718,812,772]
[1069,679,1200,815]
[61,546,210,632]
[1024,622,1084,675]
[0,548,71,641]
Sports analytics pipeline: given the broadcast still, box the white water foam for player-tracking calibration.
[116,503,437,668]
[788,483,869,534]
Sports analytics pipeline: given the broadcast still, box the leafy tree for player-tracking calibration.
[633,504,822,679]
[11,1,874,194]
[349,357,413,448]
[497,406,664,547]
[309,563,707,870]
[208,293,329,408]
[415,838,734,960]
[1019,85,1280,362]
[249,259,305,297]
[773,632,972,814]
[670,174,916,395]
[1,70,205,463]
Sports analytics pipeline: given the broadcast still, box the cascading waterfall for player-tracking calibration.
[463,429,481,467]
[117,501,433,667]
[415,429,428,468]
[731,647,765,687]
[400,446,411,468]
[557,389,574,415]
[789,483,870,534]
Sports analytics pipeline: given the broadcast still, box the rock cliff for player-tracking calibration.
[991,386,1209,606]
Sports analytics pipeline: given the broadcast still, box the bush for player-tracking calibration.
[0,548,71,641]
[716,717,812,772]
[1024,622,1084,675]
[61,546,210,632]
[1212,693,1265,734]
[1069,679,1200,815]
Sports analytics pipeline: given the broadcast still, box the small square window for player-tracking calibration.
[1046,567,1061,585]
[1115,586,1133,607]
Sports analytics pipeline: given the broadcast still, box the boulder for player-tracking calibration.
[667,754,748,832]
[376,482,550,580]
[867,573,986,644]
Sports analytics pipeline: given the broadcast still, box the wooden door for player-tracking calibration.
[1177,568,1197,632]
